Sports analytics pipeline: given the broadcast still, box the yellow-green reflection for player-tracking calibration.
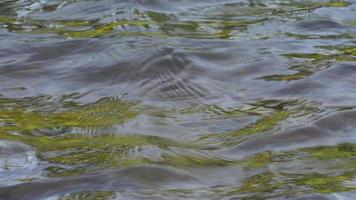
[1,0,350,40]
[0,131,189,176]
[199,109,289,146]
[0,97,137,133]
[260,45,356,81]
[59,190,116,200]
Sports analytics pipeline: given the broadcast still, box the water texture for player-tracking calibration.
[0,0,355,199]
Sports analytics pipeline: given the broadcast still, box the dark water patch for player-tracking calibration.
[62,46,214,102]
[315,109,356,131]
[296,19,347,31]
[0,166,199,200]
[228,126,328,153]
[219,109,356,157]
[274,62,356,107]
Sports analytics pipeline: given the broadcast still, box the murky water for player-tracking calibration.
[0,0,355,199]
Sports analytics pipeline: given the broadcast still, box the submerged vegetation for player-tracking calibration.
[0,97,137,133]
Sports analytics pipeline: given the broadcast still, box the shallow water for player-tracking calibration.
[0,0,355,199]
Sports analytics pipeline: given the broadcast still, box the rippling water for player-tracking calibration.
[0,0,356,199]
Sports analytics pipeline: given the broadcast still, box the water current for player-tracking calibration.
[0,0,355,199]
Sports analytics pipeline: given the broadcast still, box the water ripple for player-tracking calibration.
[0,0,355,199]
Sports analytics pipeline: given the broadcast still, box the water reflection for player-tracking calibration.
[0,0,355,199]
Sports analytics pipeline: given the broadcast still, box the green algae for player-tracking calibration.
[260,45,356,81]
[59,190,117,200]
[199,109,289,146]
[0,97,137,133]
[246,144,355,193]
[195,99,321,148]
[260,71,313,81]
[216,144,356,197]
[284,53,325,59]
[239,172,282,193]
[219,171,286,199]
[303,143,356,160]
[61,20,152,38]
[0,97,150,176]
[225,110,289,137]
[157,152,237,167]
[284,45,356,62]
[283,0,351,8]
[0,16,154,38]
[287,172,354,193]
[0,131,189,176]
[323,0,351,7]
[244,151,274,168]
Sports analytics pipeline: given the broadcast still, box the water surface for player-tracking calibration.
[0,0,356,199]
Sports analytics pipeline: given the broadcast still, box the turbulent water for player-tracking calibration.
[0,0,355,199]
